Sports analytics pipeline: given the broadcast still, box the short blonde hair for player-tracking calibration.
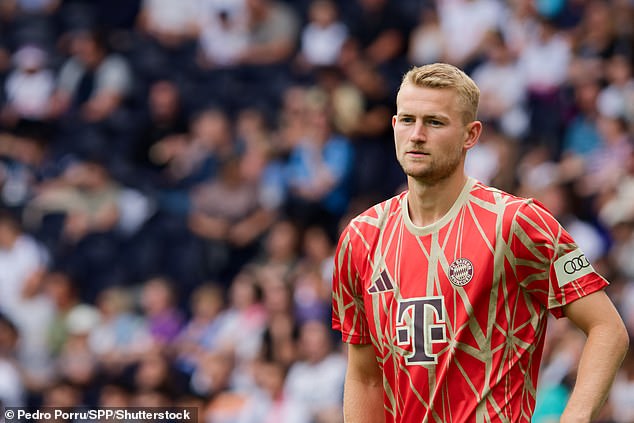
[399,63,480,123]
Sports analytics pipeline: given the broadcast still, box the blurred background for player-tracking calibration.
[0,0,632,421]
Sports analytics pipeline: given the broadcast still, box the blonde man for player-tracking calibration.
[332,63,628,422]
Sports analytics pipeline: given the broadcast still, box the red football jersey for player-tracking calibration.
[332,178,608,422]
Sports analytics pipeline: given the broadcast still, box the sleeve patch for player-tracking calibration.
[554,248,596,288]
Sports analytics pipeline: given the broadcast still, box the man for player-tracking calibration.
[332,63,629,422]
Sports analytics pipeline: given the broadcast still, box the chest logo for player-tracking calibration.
[368,270,395,294]
[448,258,474,287]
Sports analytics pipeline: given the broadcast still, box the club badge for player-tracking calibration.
[448,258,474,287]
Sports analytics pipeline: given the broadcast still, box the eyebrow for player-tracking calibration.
[396,112,449,121]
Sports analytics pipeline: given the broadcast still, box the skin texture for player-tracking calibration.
[392,83,481,227]
[560,291,629,422]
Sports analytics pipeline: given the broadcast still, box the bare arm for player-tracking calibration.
[560,290,629,423]
[344,343,385,423]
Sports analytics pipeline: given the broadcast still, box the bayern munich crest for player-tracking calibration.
[448,258,474,287]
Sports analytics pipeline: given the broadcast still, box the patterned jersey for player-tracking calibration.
[332,178,608,423]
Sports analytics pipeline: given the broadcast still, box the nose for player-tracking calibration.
[409,121,426,143]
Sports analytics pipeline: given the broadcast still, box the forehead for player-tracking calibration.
[396,84,461,115]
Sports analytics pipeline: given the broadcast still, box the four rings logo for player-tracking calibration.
[563,254,590,274]
[554,248,596,288]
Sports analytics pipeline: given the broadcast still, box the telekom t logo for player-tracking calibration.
[396,297,446,365]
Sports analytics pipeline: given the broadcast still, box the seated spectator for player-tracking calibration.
[283,319,346,422]
[0,209,54,382]
[284,101,354,239]
[228,0,300,110]
[49,29,133,158]
[136,0,198,50]
[130,79,189,187]
[295,0,348,73]
[152,107,235,195]
[55,304,101,403]
[26,159,121,244]
[131,348,189,399]
[0,313,25,406]
[173,283,228,374]
[560,78,603,163]
[188,155,276,282]
[133,0,198,78]
[471,30,528,139]
[196,0,248,69]
[42,270,93,358]
[597,54,634,126]
[138,275,185,347]
[609,342,634,423]
[437,0,504,72]
[250,219,300,284]
[237,358,311,423]
[408,6,445,66]
[1,44,55,137]
[237,0,299,67]
[311,65,365,138]
[344,0,410,72]
[213,269,267,364]
[517,15,571,148]
[88,286,153,373]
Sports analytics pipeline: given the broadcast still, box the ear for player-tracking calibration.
[392,115,397,129]
[463,120,482,151]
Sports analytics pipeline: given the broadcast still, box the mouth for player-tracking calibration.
[406,151,429,157]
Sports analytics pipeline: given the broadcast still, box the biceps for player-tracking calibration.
[346,343,383,386]
[562,290,624,334]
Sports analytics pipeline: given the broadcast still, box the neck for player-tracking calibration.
[406,172,468,227]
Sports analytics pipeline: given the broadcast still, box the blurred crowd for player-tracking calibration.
[0,0,632,421]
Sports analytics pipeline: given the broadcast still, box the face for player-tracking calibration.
[392,84,480,184]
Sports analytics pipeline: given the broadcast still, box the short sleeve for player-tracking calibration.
[511,200,608,318]
[331,223,372,344]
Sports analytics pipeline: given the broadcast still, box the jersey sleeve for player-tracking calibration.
[332,222,372,344]
[511,199,609,318]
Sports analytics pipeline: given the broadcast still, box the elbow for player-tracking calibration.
[613,319,630,362]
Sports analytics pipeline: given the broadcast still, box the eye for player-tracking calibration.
[399,116,415,124]
[426,119,444,127]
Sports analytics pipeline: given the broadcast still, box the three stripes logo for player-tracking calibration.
[368,270,395,294]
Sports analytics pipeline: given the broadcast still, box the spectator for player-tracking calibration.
[408,6,445,66]
[173,283,227,374]
[188,154,276,282]
[0,209,53,382]
[131,79,189,188]
[196,0,248,69]
[284,101,354,239]
[0,313,25,406]
[49,29,133,159]
[237,358,311,423]
[597,54,634,126]
[1,44,55,134]
[517,15,571,149]
[138,275,184,347]
[295,0,348,72]
[88,286,152,373]
[283,319,346,422]
[471,30,528,139]
[437,0,504,72]
[134,0,198,78]
[238,0,299,67]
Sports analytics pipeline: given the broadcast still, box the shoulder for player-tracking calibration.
[338,192,405,247]
[469,180,542,214]
[467,181,559,235]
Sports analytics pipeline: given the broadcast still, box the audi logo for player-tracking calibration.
[563,254,590,274]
